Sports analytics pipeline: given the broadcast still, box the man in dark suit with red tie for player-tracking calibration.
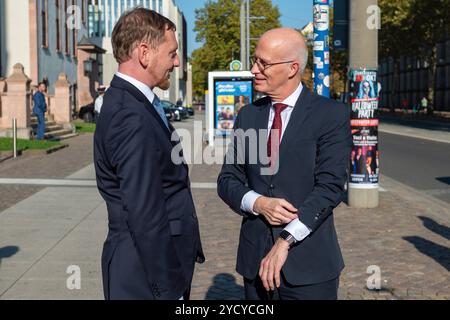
[94,8,204,300]
[218,28,352,300]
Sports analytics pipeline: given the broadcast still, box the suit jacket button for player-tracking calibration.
[270,184,274,189]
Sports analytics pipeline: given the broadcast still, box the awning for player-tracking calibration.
[77,36,106,54]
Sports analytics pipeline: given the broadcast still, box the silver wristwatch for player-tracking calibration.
[279,230,297,247]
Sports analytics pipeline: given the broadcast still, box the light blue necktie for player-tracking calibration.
[152,95,169,129]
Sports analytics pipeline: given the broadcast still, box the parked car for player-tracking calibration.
[186,107,195,117]
[160,100,188,121]
[78,103,95,123]
[163,106,174,122]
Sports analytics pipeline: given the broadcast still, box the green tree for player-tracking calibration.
[191,0,281,100]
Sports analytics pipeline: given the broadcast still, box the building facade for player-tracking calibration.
[92,0,188,104]
[0,0,105,111]
[379,37,450,112]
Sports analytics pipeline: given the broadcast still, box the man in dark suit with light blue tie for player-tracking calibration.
[94,8,204,300]
[218,28,352,300]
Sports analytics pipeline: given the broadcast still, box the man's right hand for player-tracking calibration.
[253,196,298,225]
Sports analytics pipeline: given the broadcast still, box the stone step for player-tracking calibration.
[31,120,57,126]
[30,119,55,126]
[31,124,63,132]
[30,114,54,122]
[43,128,74,140]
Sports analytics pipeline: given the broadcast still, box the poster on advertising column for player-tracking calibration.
[349,69,379,188]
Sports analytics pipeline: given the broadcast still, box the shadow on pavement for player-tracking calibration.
[402,236,450,272]
[204,273,244,300]
[0,246,20,267]
[418,216,450,242]
[436,177,450,186]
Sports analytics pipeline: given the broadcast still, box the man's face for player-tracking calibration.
[149,29,180,88]
[39,84,46,92]
[251,40,291,96]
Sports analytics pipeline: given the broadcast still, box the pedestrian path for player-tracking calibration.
[379,123,450,144]
[0,115,449,300]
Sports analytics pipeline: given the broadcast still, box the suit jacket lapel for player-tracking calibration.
[253,97,271,184]
[279,85,313,155]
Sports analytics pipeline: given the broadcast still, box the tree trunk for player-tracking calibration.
[427,45,437,111]
[391,57,400,113]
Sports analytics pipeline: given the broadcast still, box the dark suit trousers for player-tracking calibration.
[244,233,340,300]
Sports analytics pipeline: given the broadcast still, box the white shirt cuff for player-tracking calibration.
[284,218,311,242]
[240,190,262,215]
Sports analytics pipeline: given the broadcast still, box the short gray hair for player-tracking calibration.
[299,44,308,74]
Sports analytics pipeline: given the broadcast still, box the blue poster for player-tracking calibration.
[214,80,253,136]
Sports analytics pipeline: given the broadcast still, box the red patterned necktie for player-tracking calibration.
[267,103,289,161]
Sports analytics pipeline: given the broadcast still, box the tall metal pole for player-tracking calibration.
[240,0,247,70]
[246,0,250,70]
[313,0,330,97]
[348,0,379,208]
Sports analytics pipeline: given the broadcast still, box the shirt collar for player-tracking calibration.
[116,72,156,104]
[271,82,303,108]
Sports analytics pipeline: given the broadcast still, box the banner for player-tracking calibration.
[349,70,379,188]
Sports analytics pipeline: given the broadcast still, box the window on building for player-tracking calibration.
[82,0,86,24]
[56,0,62,51]
[65,0,70,54]
[158,0,162,13]
[41,0,48,47]
[72,0,77,57]
[108,0,113,37]
[152,0,156,11]
[114,0,118,25]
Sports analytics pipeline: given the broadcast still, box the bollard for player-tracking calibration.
[12,118,17,158]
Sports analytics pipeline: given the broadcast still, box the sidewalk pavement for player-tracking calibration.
[0,115,449,300]
[379,117,450,144]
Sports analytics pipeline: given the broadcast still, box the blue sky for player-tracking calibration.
[175,0,314,57]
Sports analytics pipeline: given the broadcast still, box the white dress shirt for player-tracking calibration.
[116,72,157,105]
[240,82,311,242]
[94,95,103,114]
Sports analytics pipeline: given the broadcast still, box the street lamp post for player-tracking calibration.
[240,0,247,70]
[240,0,265,71]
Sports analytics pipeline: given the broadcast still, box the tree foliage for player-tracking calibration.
[191,0,281,99]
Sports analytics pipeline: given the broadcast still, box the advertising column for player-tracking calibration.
[313,0,330,97]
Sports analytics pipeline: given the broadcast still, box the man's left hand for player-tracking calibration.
[259,238,290,291]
